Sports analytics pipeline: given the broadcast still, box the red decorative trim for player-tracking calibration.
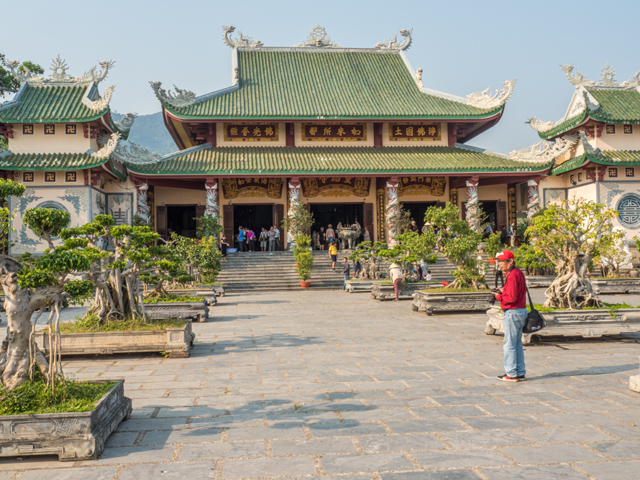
[163,111,186,150]
[0,124,14,138]
[286,123,295,147]
[83,124,89,139]
[374,123,383,147]
[83,169,90,185]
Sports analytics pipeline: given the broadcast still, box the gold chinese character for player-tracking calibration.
[394,127,402,136]
[320,177,328,183]
[253,127,262,136]
[323,127,332,136]
[351,127,361,136]
[309,127,318,136]
[230,127,238,136]
[417,127,426,136]
[238,179,245,185]
[337,127,345,136]
[265,126,274,136]
[241,127,249,136]
[428,126,437,136]
[261,178,268,184]
[406,127,414,137]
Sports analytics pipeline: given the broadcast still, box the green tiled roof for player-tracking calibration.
[0,151,108,171]
[125,144,552,176]
[0,85,107,123]
[549,150,640,175]
[166,50,503,120]
[549,155,587,175]
[539,112,587,140]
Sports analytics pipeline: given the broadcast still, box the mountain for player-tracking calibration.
[112,111,177,155]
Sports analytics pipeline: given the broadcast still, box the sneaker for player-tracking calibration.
[517,375,526,381]
[497,374,519,383]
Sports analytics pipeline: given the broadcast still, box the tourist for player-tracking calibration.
[247,228,256,252]
[319,227,326,251]
[259,228,268,252]
[220,234,229,260]
[274,225,281,251]
[326,224,335,246]
[342,257,350,290]
[500,225,508,245]
[509,222,517,247]
[267,226,276,252]
[494,252,504,289]
[237,226,245,252]
[389,263,403,301]
[363,227,371,242]
[484,223,493,239]
[353,257,362,278]
[411,220,419,233]
[492,250,527,382]
[329,240,338,271]
[425,270,432,281]
[312,230,319,250]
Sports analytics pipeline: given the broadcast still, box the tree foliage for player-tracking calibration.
[283,203,314,241]
[0,54,44,97]
[513,244,553,276]
[293,234,314,281]
[526,198,622,309]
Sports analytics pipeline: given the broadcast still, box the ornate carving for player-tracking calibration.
[114,113,137,132]
[374,29,412,51]
[149,81,196,109]
[621,71,640,89]
[579,130,602,156]
[508,133,578,164]
[386,181,399,245]
[415,67,423,88]
[221,178,283,199]
[7,56,114,86]
[466,80,516,109]
[288,181,301,218]
[561,64,595,88]
[205,182,219,218]
[113,141,162,165]
[582,90,600,112]
[526,117,555,132]
[562,63,640,89]
[465,180,480,232]
[294,25,342,48]
[527,180,540,221]
[222,25,263,48]
[92,133,121,159]
[600,62,617,87]
[337,222,362,250]
[83,85,114,111]
[136,183,151,224]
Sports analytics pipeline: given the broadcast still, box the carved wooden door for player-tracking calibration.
[496,201,507,230]
[363,203,374,242]
[156,205,168,240]
[223,205,234,248]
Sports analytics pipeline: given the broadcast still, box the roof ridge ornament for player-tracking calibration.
[508,133,578,164]
[294,25,342,48]
[7,56,115,86]
[374,29,412,51]
[581,89,600,112]
[113,141,163,165]
[114,113,137,133]
[621,71,640,89]
[579,130,601,156]
[600,62,616,87]
[92,133,121,159]
[83,85,114,111]
[561,64,595,88]
[466,79,516,109]
[150,81,196,108]
[562,63,640,89]
[223,25,263,49]
[527,117,555,132]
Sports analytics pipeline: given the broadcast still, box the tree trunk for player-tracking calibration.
[544,260,601,310]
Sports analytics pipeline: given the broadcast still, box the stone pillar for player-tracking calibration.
[449,187,458,208]
[465,178,480,231]
[631,357,640,393]
[527,179,540,221]
[508,185,517,227]
[204,179,219,219]
[386,178,399,246]
[135,182,151,225]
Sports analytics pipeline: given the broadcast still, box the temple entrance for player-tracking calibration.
[233,204,274,233]
[167,205,197,238]
[310,203,364,244]
[478,201,506,237]
[403,201,439,229]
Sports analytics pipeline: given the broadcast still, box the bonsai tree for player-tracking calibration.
[526,198,622,309]
[423,203,486,289]
[595,227,633,277]
[380,232,437,281]
[171,234,222,285]
[140,235,195,298]
[293,234,314,282]
[347,241,389,280]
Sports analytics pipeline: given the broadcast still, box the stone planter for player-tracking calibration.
[35,322,195,358]
[631,358,640,394]
[525,276,555,288]
[371,283,427,301]
[485,306,640,344]
[144,301,209,322]
[591,278,640,294]
[0,380,131,461]
[345,280,382,293]
[412,290,492,315]
[166,290,217,306]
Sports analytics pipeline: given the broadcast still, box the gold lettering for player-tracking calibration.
[238,179,245,185]
[394,127,402,136]
[253,127,262,136]
[323,127,332,136]
[241,127,249,136]
[428,126,437,136]
[230,127,238,136]
[261,178,268,184]
[309,127,318,136]
[265,126,274,136]
[417,127,426,136]
[406,126,414,137]
[337,127,345,136]
[351,127,361,136]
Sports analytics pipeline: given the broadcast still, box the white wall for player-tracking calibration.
[9,123,92,154]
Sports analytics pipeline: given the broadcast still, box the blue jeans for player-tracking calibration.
[343,274,349,290]
[503,308,527,377]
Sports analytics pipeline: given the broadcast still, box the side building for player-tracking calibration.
[127,26,552,247]
[0,57,137,254]
[531,64,640,239]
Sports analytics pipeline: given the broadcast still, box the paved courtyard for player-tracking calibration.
[1,289,640,479]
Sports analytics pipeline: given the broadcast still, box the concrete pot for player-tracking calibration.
[165,290,217,306]
[344,280,383,293]
[35,322,195,358]
[0,380,131,461]
[412,290,492,315]
[144,301,209,322]
[591,278,640,294]
[486,306,640,344]
[371,283,427,301]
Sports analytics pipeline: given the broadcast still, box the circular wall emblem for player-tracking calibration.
[616,194,640,227]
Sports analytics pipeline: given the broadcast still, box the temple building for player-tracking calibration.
[529,64,640,239]
[127,26,551,247]
[0,57,137,254]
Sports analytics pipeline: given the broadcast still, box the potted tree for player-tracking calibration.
[412,203,491,315]
[293,234,314,287]
[486,199,640,342]
[0,179,131,461]
[344,241,389,292]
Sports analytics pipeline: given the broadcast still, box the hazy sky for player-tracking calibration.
[2,0,640,153]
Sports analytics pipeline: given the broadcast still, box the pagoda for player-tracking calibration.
[0,56,136,254]
[127,26,552,246]
[528,63,640,238]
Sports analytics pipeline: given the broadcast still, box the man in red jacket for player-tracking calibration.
[492,250,527,382]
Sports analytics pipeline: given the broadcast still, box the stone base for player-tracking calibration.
[371,283,427,301]
[413,290,492,315]
[35,322,195,358]
[344,280,381,293]
[166,291,217,306]
[144,301,209,322]
[0,380,131,461]
[591,278,640,294]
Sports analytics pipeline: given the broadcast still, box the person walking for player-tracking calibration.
[274,225,281,251]
[247,228,256,252]
[342,257,350,290]
[312,231,319,250]
[259,228,268,252]
[410,221,419,233]
[220,234,229,260]
[329,240,338,271]
[363,227,371,242]
[267,226,276,252]
[389,263,403,301]
[319,227,326,251]
[509,222,517,247]
[492,250,527,382]
[237,226,245,252]
[326,224,335,246]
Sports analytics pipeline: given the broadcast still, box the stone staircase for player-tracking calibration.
[218,251,456,292]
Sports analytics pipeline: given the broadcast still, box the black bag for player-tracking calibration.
[523,284,546,334]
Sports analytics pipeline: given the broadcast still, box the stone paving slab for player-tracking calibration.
[1,290,640,479]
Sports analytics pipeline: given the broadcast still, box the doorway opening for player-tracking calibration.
[167,205,197,238]
[403,202,439,228]
[233,204,274,234]
[310,203,364,242]
[482,201,498,236]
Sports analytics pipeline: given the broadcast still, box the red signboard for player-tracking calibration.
[302,123,367,142]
